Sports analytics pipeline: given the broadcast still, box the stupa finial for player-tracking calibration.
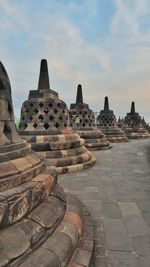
[38,59,50,91]
[130,101,135,114]
[104,96,109,111]
[76,84,83,104]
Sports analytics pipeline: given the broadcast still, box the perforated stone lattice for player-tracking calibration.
[97,96,118,128]
[124,102,146,129]
[97,113,117,128]
[124,114,143,128]
[69,108,95,128]
[19,99,69,131]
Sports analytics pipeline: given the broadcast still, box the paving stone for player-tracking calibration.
[100,185,117,203]
[107,250,139,267]
[137,256,150,267]
[59,140,150,265]
[101,203,122,218]
[131,235,150,256]
[103,218,132,251]
[141,211,150,227]
[119,202,150,236]
[94,256,109,267]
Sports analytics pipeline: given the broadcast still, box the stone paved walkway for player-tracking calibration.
[59,140,150,267]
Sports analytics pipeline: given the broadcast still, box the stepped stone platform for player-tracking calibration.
[123,102,150,139]
[18,60,96,174]
[69,84,111,150]
[97,96,128,143]
[0,61,95,267]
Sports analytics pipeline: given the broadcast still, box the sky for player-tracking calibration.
[0,0,150,122]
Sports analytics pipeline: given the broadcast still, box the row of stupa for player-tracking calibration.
[18,59,150,151]
[97,97,150,140]
[0,58,150,266]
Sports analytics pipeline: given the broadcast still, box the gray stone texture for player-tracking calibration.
[60,139,150,267]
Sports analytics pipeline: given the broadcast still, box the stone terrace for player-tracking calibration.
[59,139,150,267]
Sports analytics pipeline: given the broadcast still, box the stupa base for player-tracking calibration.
[19,131,96,174]
[99,127,128,143]
[0,184,95,267]
[75,129,111,151]
[124,128,150,139]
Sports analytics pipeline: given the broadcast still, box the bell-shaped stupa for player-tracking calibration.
[123,101,150,139]
[97,96,128,142]
[69,84,111,150]
[19,60,96,173]
[0,61,95,267]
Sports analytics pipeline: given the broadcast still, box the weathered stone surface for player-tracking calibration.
[19,247,60,267]
[103,218,132,251]
[0,225,30,264]
[18,60,96,173]
[56,220,79,247]
[107,250,139,267]
[0,61,95,267]
[43,231,73,265]
[27,196,66,228]
[97,96,128,142]
[0,174,55,227]
[69,84,111,150]
[72,248,92,266]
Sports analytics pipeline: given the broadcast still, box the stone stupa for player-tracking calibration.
[123,101,150,139]
[19,59,96,174]
[69,84,111,150]
[97,96,128,142]
[0,61,95,267]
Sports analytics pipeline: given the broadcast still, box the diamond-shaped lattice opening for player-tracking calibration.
[82,123,85,127]
[89,124,91,127]
[48,103,53,108]
[62,109,66,114]
[57,102,61,108]
[55,122,59,128]
[30,103,34,107]
[54,109,58,114]
[24,123,28,129]
[84,111,88,115]
[29,116,33,121]
[44,123,49,129]
[38,115,44,121]
[33,123,38,128]
[39,102,44,107]
[64,123,67,127]
[22,116,25,121]
[49,115,54,121]
[44,108,49,114]
[34,108,38,114]
[59,115,63,121]
[79,111,82,115]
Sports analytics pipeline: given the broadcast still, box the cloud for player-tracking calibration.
[0,0,150,123]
